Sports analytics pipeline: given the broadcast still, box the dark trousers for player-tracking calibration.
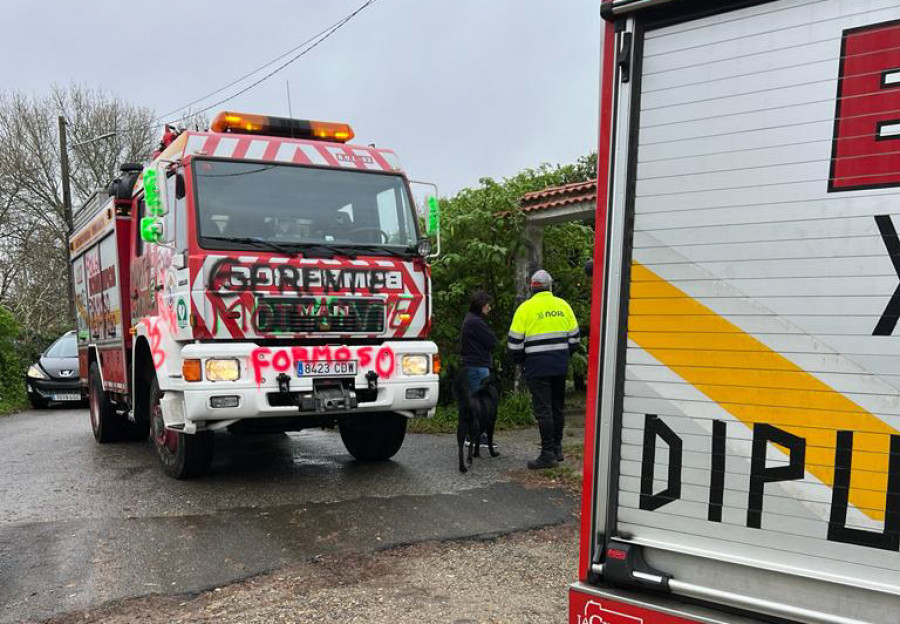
[526,376,566,454]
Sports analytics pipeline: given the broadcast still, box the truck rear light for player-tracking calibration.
[210,395,240,409]
[607,548,627,560]
[183,359,202,382]
[210,111,355,143]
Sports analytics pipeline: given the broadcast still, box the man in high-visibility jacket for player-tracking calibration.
[508,270,580,469]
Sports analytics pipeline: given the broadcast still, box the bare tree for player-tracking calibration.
[0,84,157,343]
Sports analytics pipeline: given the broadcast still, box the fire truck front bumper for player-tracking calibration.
[157,341,440,432]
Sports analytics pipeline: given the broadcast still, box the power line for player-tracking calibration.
[160,0,377,127]
[96,0,377,139]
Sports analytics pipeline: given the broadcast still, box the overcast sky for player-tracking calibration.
[0,0,600,196]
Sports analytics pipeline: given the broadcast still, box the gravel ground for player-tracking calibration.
[47,517,578,624]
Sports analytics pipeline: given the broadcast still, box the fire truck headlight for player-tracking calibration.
[27,365,47,380]
[401,354,429,376]
[205,358,241,382]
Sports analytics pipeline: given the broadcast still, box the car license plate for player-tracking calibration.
[52,393,81,402]
[296,360,358,377]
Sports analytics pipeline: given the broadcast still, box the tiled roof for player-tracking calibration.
[519,180,597,213]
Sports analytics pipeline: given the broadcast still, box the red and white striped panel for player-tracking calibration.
[189,254,428,341]
[179,132,402,172]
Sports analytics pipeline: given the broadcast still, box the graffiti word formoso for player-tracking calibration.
[250,345,395,384]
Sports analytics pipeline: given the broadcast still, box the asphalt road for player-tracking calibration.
[0,406,575,623]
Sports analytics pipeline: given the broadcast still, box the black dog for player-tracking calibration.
[455,372,500,473]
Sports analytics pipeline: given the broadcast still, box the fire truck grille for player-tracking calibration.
[255,297,385,334]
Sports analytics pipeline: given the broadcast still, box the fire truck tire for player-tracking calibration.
[339,412,407,461]
[89,362,124,443]
[149,376,213,479]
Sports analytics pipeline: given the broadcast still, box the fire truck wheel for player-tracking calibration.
[89,362,124,443]
[149,376,213,479]
[339,412,407,461]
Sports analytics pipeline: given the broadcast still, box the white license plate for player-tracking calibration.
[52,393,81,402]
[296,360,358,377]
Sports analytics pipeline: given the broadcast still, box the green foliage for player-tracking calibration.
[569,338,589,382]
[495,390,534,428]
[431,153,596,388]
[408,391,534,434]
[0,306,26,413]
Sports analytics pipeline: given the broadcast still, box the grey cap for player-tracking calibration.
[530,269,553,290]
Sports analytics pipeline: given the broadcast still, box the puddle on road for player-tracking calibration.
[284,431,343,467]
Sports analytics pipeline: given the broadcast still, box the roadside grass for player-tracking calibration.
[528,440,585,493]
[0,398,27,417]
[563,441,584,462]
[408,391,535,434]
[511,461,583,496]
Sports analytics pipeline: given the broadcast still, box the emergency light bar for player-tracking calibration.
[210,111,355,143]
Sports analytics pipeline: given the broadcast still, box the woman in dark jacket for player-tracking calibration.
[460,291,497,392]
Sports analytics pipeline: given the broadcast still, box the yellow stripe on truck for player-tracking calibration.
[628,262,898,522]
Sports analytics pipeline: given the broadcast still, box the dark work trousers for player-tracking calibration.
[526,376,566,454]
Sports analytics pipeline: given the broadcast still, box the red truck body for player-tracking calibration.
[572,1,900,622]
[70,113,439,478]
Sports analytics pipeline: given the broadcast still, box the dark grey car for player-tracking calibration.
[24,331,84,409]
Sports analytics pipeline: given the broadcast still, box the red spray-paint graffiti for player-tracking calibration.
[250,345,396,384]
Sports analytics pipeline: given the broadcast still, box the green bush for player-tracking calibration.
[430,154,596,393]
[0,306,26,413]
[496,390,534,428]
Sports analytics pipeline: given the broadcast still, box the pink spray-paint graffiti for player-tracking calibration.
[145,318,166,368]
[141,291,179,370]
[250,345,396,385]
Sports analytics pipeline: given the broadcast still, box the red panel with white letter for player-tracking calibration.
[830,19,900,191]
[569,587,700,624]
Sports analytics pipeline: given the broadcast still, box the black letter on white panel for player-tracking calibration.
[708,420,727,522]
[828,431,900,551]
[747,424,806,529]
[874,215,900,336]
[640,414,683,511]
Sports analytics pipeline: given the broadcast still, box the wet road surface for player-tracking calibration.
[0,407,574,623]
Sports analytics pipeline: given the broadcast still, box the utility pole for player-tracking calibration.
[58,116,76,323]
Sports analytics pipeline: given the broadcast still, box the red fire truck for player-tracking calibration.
[69,112,440,479]
[572,1,900,622]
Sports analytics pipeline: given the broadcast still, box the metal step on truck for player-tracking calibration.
[69,112,441,479]
[571,1,900,622]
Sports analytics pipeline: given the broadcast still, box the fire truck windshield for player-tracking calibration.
[192,159,419,254]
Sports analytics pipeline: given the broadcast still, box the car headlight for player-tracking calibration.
[205,358,240,381]
[27,365,46,380]
[401,354,429,376]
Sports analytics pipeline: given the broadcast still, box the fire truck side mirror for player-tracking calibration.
[425,196,441,258]
[175,173,186,200]
[426,196,440,236]
[140,216,164,244]
[143,165,169,217]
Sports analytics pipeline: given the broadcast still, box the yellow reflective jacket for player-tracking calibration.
[507,291,580,379]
